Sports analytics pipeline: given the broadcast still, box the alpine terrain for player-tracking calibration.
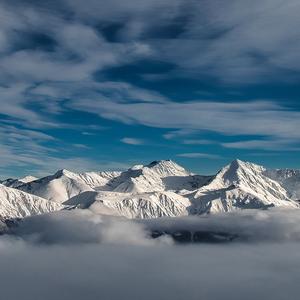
[0,159,299,220]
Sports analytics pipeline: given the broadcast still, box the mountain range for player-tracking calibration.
[0,159,299,220]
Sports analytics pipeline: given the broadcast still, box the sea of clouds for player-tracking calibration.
[1,209,300,300]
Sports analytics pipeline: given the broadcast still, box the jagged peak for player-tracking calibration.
[229,159,253,168]
[231,158,244,167]
[54,169,77,178]
[222,159,265,174]
[202,159,268,191]
[146,160,171,167]
[145,160,189,177]
[129,164,144,171]
[19,175,38,183]
[146,159,183,169]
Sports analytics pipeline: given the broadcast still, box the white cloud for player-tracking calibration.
[70,97,300,141]
[0,3,158,130]
[59,0,300,82]
[163,129,198,140]
[177,152,221,159]
[222,139,300,151]
[72,144,90,149]
[182,139,214,145]
[9,208,300,245]
[121,137,144,145]
[0,124,130,179]
[0,209,300,300]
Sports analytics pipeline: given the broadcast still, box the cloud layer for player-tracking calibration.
[1,209,300,300]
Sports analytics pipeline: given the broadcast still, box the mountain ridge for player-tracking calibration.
[1,159,299,220]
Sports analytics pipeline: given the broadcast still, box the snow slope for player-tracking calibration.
[65,190,190,218]
[75,171,122,189]
[264,169,300,200]
[0,184,64,219]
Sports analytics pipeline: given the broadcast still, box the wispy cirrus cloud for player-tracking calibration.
[0,124,130,179]
[0,0,300,175]
[35,79,300,152]
[121,137,144,145]
[182,139,214,145]
[69,97,300,140]
[222,139,300,152]
[177,152,221,159]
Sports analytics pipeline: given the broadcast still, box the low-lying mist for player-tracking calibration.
[1,209,300,300]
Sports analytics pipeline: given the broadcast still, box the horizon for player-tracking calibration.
[1,157,299,181]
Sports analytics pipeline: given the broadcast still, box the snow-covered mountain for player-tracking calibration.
[1,159,299,220]
[109,160,196,193]
[190,159,298,214]
[0,184,64,219]
[59,160,208,218]
[62,159,298,218]
[17,160,206,202]
[16,168,132,203]
[18,169,94,203]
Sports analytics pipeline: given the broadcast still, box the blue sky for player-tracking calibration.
[1,0,300,178]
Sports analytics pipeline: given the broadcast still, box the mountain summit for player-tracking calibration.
[191,159,296,214]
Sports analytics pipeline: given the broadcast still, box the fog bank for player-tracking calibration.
[1,209,300,300]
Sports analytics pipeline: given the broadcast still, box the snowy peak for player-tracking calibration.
[110,160,191,194]
[145,160,190,177]
[18,170,93,203]
[17,168,123,203]
[194,159,295,211]
[19,175,38,183]
[215,159,266,186]
[129,164,144,171]
[202,159,267,191]
[53,169,78,179]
